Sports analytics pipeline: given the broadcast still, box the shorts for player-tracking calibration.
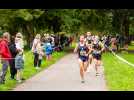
[46,51,52,56]
[79,56,88,62]
[46,53,52,56]
[15,54,24,70]
[92,53,101,60]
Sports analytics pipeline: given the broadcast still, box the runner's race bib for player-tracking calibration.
[93,50,101,55]
[80,48,87,56]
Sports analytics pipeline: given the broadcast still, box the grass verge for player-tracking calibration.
[102,52,134,91]
[0,50,67,91]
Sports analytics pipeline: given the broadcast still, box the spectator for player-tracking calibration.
[104,35,110,52]
[111,36,117,52]
[0,32,12,84]
[32,34,42,69]
[15,32,24,83]
[43,40,53,61]
[124,36,129,50]
[116,34,120,51]
[119,35,125,49]
[50,34,55,49]
[36,40,44,68]
[8,36,17,80]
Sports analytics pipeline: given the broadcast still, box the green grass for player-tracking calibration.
[103,52,134,91]
[128,41,134,50]
[102,41,134,91]
[128,45,134,50]
[118,53,134,64]
[71,42,76,49]
[0,50,67,91]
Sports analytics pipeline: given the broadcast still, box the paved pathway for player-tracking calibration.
[13,53,107,91]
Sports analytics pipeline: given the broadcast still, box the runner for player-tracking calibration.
[85,32,93,72]
[92,35,104,76]
[74,35,89,83]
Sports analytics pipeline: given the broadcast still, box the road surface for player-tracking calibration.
[13,53,107,91]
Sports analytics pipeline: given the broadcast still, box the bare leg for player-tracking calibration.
[79,59,85,82]
[46,55,49,61]
[95,60,101,76]
[16,69,22,83]
[89,55,93,64]
[48,55,50,61]
[49,54,52,60]
[86,55,92,72]
[94,59,98,73]
[84,61,88,72]
[97,60,101,67]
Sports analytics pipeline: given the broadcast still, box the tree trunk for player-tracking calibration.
[26,23,34,49]
[124,15,130,44]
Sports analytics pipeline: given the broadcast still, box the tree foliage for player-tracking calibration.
[0,9,134,47]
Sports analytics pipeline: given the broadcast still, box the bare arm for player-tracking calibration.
[88,44,93,54]
[100,42,105,52]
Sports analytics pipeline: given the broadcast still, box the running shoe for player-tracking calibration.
[86,67,90,73]
[36,67,40,70]
[81,79,85,83]
[21,78,26,80]
[17,80,22,83]
[96,72,100,76]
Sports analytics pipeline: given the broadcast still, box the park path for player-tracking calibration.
[13,53,107,91]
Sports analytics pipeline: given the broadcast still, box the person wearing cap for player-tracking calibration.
[0,32,12,84]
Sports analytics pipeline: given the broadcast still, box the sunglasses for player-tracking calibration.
[17,36,22,38]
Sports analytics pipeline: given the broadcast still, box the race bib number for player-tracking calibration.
[80,50,87,56]
[93,50,101,54]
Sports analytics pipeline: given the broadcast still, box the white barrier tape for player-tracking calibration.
[0,58,16,60]
[0,56,25,60]
[105,45,134,67]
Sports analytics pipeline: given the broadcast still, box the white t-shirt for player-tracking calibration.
[15,38,24,54]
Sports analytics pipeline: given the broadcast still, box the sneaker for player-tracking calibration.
[35,67,39,70]
[17,80,22,83]
[96,72,99,76]
[10,76,16,80]
[10,77,15,80]
[81,79,85,83]
[21,78,25,80]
